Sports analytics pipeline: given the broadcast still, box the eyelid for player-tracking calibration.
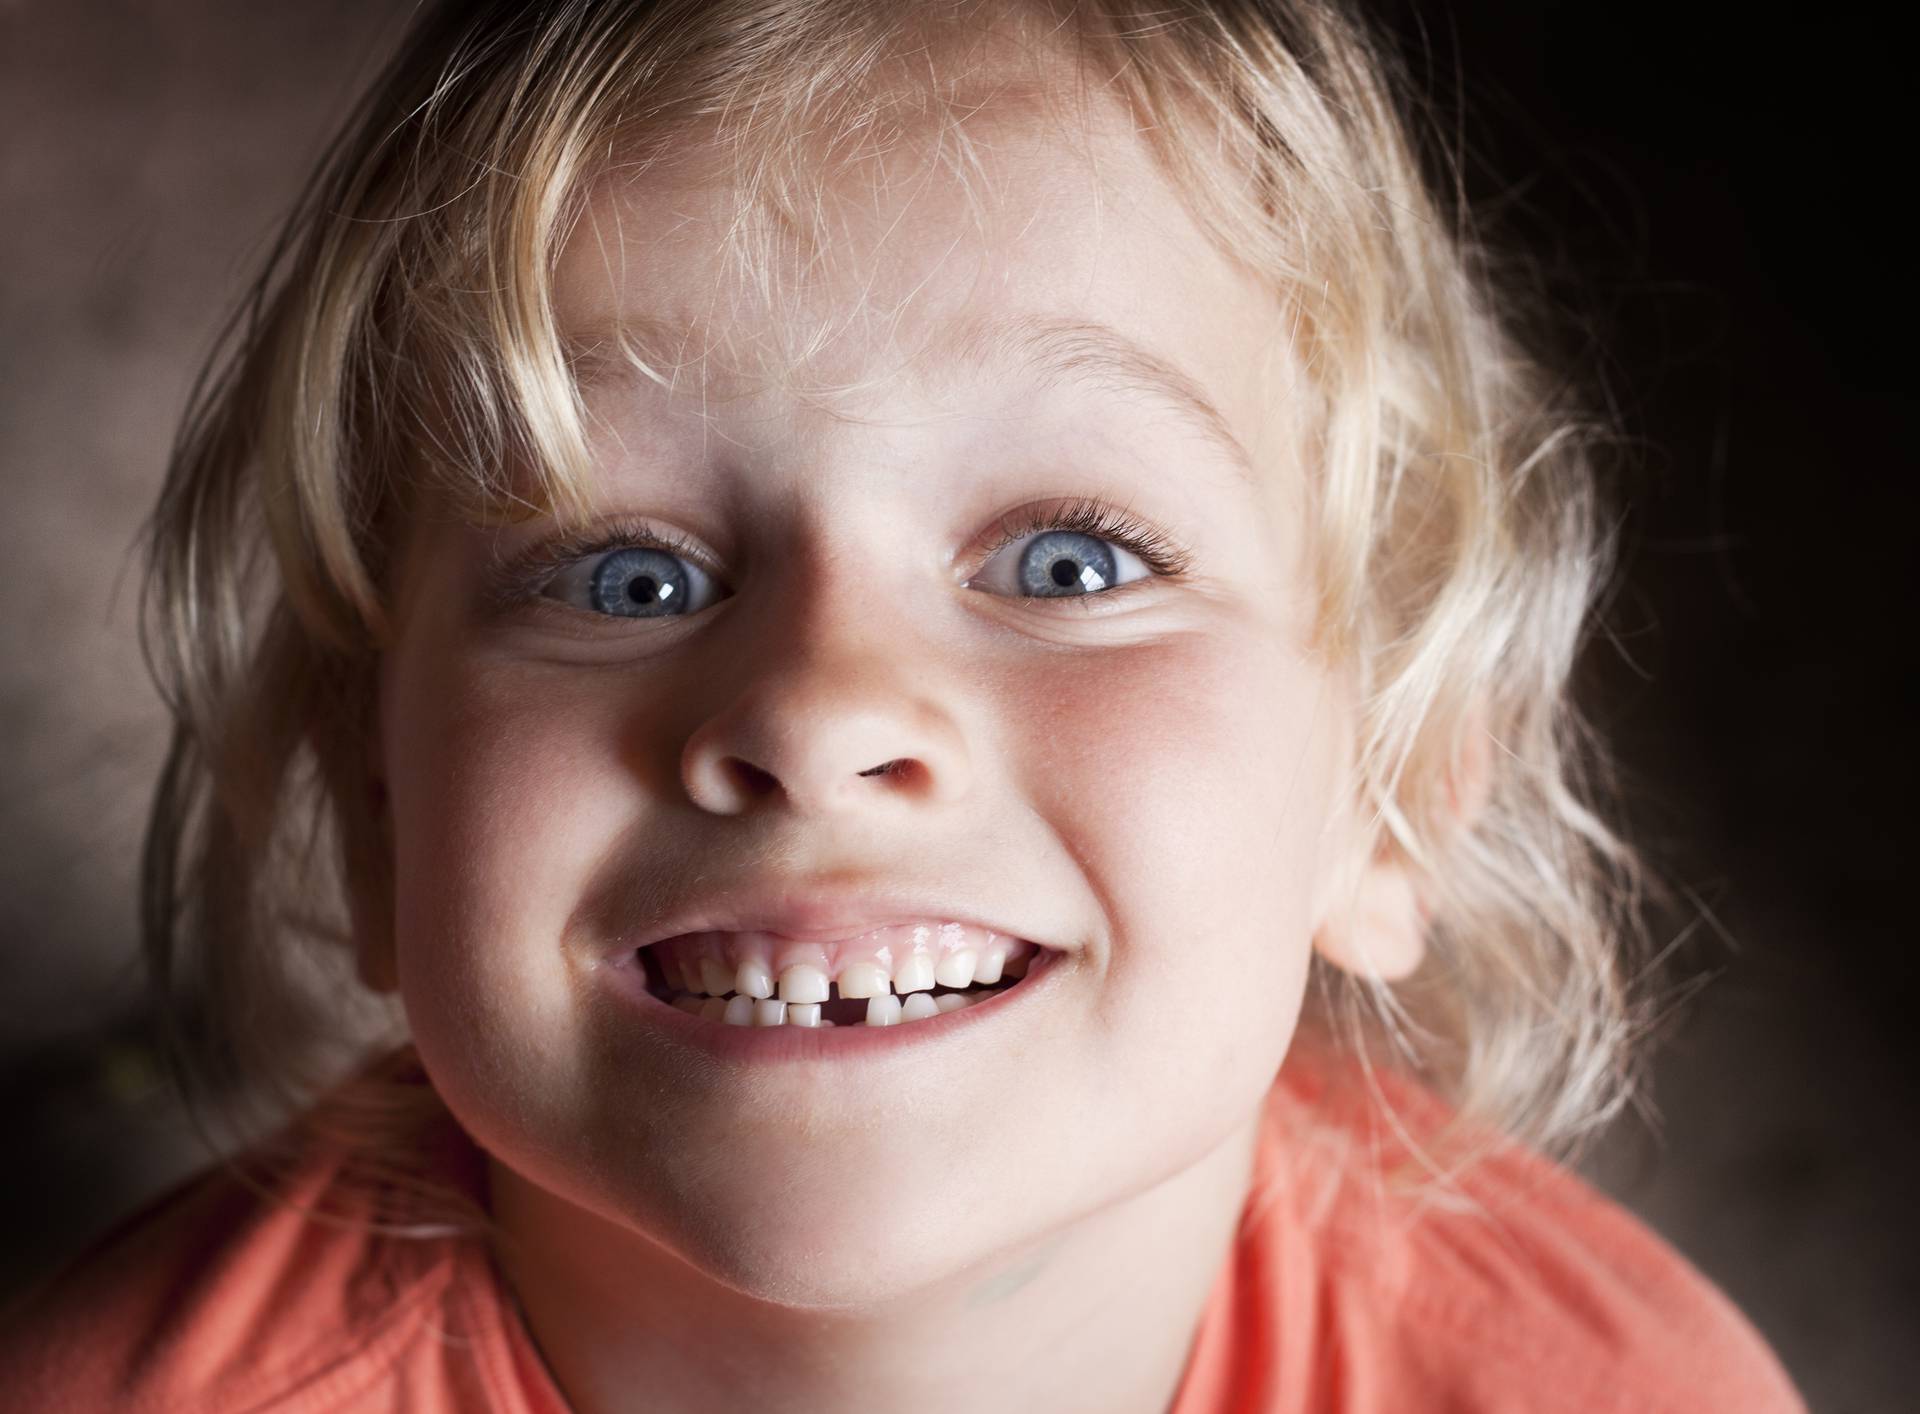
[486,518,721,612]
[969,497,1194,582]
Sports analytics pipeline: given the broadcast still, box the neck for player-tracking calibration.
[489,1119,1259,1414]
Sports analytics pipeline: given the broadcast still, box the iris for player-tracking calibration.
[1017,531,1115,597]
[588,547,690,617]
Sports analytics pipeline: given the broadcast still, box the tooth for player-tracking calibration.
[699,955,733,996]
[752,998,787,1027]
[837,961,888,999]
[892,952,936,994]
[786,1002,822,1028]
[723,996,754,1026]
[973,948,1005,985]
[699,997,729,1022]
[658,950,686,991]
[778,963,830,1004]
[934,992,970,1013]
[901,993,938,1022]
[672,995,705,1015]
[735,957,774,1000]
[865,994,903,1026]
[933,949,978,988]
[1004,947,1031,979]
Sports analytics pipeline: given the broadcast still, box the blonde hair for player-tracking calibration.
[142,0,1650,1189]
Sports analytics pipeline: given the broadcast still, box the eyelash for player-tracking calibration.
[492,496,1192,612]
[493,521,712,610]
[980,497,1193,581]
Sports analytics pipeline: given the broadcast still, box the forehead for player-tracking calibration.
[550,82,1299,481]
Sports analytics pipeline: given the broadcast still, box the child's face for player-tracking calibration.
[374,90,1365,1305]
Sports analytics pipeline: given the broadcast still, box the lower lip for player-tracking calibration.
[600,946,1062,1063]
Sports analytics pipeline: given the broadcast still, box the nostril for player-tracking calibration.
[723,759,780,798]
[859,759,933,794]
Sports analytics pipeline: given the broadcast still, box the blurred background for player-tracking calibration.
[0,3,1909,1409]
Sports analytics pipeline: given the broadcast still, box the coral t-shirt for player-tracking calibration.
[0,1062,1805,1413]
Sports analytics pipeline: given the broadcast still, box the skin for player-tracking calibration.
[362,73,1424,1414]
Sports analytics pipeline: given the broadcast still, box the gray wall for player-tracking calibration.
[0,0,412,1304]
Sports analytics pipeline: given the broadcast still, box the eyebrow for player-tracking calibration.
[942,314,1259,488]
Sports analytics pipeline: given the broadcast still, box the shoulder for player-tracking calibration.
[0,1130,496,1413]
[1259,1067,1807,1414]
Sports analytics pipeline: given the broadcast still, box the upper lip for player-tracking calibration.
[618,880,1056,955]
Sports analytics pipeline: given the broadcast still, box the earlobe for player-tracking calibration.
[1312,855,1426,982]
[1312,707,1492,985]
[1309,748,1431,985]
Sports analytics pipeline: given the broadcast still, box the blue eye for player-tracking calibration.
[516,503,1182,621]
[970,529,1152,599]
[542,545,722,618]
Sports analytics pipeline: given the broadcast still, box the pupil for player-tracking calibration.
[1050,558,1078,587]
[628,575,659,604]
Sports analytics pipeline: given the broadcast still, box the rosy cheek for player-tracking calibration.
[1006,630,1333,983]
[1017,629,1320,816]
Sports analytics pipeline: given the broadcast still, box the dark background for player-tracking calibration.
[0,4,1910,1409]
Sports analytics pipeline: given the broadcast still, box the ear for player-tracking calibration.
[1312,852,1427,982]
[325,685,400,996]
[1312,709,1493,984]
[342,770,400,994]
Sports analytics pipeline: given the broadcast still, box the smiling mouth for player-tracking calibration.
[633,923,1047,1028]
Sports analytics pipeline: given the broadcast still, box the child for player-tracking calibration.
[0,1,1805,1409]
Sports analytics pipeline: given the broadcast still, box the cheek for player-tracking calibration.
[1010,623,1338,893]
[379,653,648,1084]
[1004,624,1338,1045]
[998,624,1340,1198]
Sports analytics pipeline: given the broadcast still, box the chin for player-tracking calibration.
[667,1209,1018,1313]
[629,1143,1033,1312]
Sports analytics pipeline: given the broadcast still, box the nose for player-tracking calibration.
[679,636,974,817]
